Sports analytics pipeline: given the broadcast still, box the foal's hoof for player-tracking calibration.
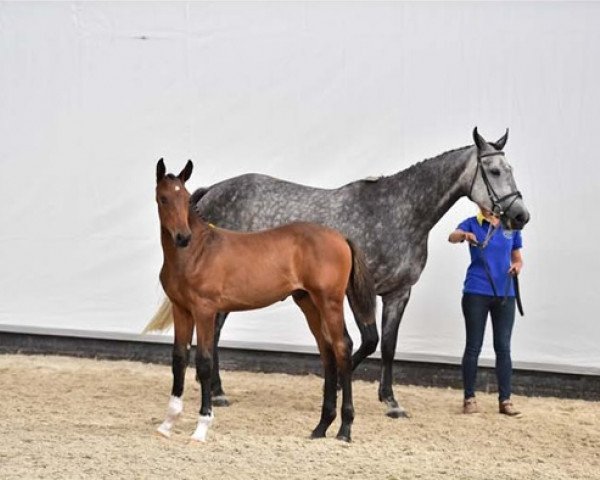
[212,394,230,407]
[156,426,172,439]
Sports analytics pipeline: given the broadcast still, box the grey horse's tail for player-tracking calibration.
[345,239,376,326]
[345,239,379,370]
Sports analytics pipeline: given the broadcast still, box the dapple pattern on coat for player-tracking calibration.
[188,129,530,417]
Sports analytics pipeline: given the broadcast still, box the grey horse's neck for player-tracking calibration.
[381,145,474,234]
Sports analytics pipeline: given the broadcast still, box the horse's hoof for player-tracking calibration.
[310,430,326,439]
[386,407,409,419]
[336,434,351,443]
[156,426,172,438]
[212,395,230,407]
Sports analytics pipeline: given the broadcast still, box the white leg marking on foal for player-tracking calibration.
[190,413,214,442]
[157,395,183,438]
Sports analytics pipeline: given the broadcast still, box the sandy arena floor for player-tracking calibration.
[0,354,598,480]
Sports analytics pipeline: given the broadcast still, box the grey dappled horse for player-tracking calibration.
[192,128,530,417]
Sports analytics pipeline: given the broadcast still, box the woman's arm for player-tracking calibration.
[509,249,523,275]
[448,230,477,244]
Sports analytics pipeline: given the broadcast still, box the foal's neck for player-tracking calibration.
[161,207,213,267]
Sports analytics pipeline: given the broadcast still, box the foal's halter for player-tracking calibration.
[469,151,522,221]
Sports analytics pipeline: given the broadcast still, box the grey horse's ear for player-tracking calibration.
[472,127,487,151]
[178,159,193,183]
[156,158,166,183]
[490,128,509,151]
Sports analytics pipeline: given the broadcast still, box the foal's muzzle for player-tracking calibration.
[175,232,191,248]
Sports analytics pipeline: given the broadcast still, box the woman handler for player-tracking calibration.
[449,208,523,416]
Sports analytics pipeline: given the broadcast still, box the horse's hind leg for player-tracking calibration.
[157,303,193,438]
[321,301,354,442]
[211,312,229,407]
[333,326,354,442]
[293,293,337,439]
[350,318,379,371]
[379,289,411,418]
[311,292,354,442]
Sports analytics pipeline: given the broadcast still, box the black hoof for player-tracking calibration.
[212,394,230,407]
[336,434,351,443]
[310,428,327,439]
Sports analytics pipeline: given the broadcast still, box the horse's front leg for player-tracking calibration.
[157,304,193,438]
[211,311,230,406]
[379,289,411,418]
[191,306,217,442]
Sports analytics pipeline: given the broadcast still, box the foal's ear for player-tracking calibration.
[156,158,166,183]
[178,160,193,183]
[490,128,509,151]
[472,127,488,151]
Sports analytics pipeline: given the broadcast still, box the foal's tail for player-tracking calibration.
[345,239,376,326]
[142,297,174,333]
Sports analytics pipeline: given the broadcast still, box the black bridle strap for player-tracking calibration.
[469,150,522,218]
[469,149,525,316]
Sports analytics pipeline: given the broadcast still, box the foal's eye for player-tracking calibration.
[490,168,501,176]
[159,196,168,205]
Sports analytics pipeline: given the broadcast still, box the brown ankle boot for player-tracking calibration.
[463,397,479,414]
[499,400,521,416]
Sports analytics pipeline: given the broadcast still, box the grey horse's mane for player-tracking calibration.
[387,144,471,180]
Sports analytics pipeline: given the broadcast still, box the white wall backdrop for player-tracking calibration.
[1,2,599,373]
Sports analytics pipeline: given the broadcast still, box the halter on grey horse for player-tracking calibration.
[168,127,529,417]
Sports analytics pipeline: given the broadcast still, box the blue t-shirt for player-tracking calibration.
[458,216,522,297]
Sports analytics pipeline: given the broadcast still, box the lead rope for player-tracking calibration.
[475,223,523,315]
[475,222,500,298]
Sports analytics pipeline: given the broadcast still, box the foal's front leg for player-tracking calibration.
[157,304,193,438]
[211,311,230,406]
[190,307,217,442]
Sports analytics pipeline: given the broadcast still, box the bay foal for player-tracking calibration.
[155,159,375,442]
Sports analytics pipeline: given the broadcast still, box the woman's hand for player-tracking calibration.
[508,262,522,276]
[463,232,478,245]
[509,250,523,276]
[449,230,478,245]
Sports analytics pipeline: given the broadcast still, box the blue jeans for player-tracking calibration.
[461,293,516,402]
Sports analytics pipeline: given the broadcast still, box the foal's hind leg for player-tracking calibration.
[157,303,193,438]
[333,326,354,442]
[316,298,354,442]
[293,293,337,439]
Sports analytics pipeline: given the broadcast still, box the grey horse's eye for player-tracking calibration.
[489,168,501,176]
